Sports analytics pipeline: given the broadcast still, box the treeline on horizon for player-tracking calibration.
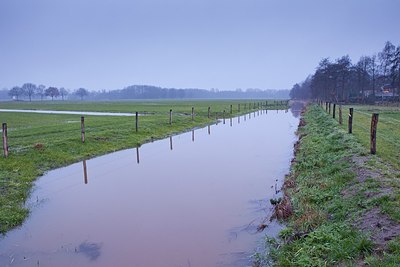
[0,84,289,101]
[290,41,400,103]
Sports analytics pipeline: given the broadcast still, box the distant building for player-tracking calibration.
[376,84,399,100]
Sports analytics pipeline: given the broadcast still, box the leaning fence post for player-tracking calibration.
[169,109,172,125]
[333,103,336,119]
[370,113,379,154]
[348,108,353,134]
[339,105,343,125]
[2,122,8,157]
[81,116,85,143]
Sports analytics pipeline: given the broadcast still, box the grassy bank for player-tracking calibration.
[0,100,286,234]
[259,104,400,266]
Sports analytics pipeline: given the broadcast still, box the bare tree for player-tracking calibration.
[22,83,37,102]
[378,41,395,86]
[45,87,59,100]
[75,88,88,100]
[36,84,46,101]
[9,86,23,100]
[59,88,69,101]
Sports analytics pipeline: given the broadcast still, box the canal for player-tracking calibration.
[0,106,301,266]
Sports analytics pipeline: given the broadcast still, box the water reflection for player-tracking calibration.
[290,101,305,118]
[0,109,300,267]
[78,241,102,261]
[83,160,88,184]
[230,118,232,127]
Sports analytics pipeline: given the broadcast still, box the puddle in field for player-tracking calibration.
[0,105,301,267]
[0,109,135,116]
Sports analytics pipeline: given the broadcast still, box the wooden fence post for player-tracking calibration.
[81,116,85,143]
[230,104,232,114]
[208,107,210,118]
[2,122,8,157]
[348,108,353,134]
[169,109,172,125]
[325,102,328,112]
[191,107,194,121]
[135,112,138,132]
[339,105,342,125]
[370,113,379,154]
[223,110,226,124]
[328,102,331,114]
[333,104,336,119]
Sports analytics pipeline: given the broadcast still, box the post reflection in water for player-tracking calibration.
[230,118,232,127]
[238,116,240,124]
[244,115,246,121]
[0,108,301,267]
[83,160,88,184]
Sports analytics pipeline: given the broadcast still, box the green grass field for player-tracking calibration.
[0,99,287,234]
[332,104,400,170]
[257,105,400,266]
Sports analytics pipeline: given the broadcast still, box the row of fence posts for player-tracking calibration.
[1,100,289,158]
[318,100,379,155]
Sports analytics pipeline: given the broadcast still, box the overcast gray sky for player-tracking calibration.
[1,0,399,91]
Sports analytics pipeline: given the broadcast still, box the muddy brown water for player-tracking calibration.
[0,107,301,267]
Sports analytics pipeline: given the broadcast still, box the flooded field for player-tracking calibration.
[0,109,135,116]
[0,107,300,266]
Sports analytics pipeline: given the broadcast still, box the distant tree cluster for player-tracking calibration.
[5,84,89,101]
[1,83,289,101]
[290,41,400,103]
[88,85,289,100]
